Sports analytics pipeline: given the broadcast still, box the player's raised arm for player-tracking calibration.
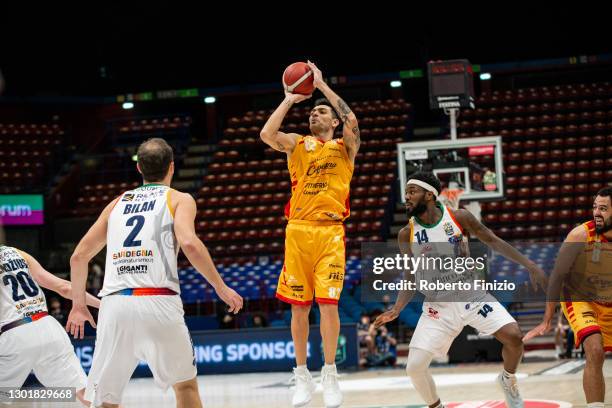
[260,92,311,154]
[307,61,360,162]
[172,190,243,313]
[453,208,548,291]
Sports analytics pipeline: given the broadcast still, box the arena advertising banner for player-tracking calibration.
[72,324,358,376]
[0,195,44,225]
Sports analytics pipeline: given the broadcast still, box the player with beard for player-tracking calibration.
[524,186,612,408]
[375,171,547,408]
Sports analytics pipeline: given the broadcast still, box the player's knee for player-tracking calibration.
[507,330,524,349]
[75,388,90,407]
[499,324,523,349]
[291,304,311,317]
[173,377,200,396]
[405,358,427,377]
[318,303,338,316]
[584,339,605,365]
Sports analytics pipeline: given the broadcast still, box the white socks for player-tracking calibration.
[323,363,336,370]
[502,369,516,379]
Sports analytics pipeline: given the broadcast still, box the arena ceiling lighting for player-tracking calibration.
[122,102,134,109]
[390,80,402,88]
[204,96,216,104]
[479,73,492,80]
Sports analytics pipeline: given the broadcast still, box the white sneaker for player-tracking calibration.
[497,372,524,408]
[292,366,315,407]
[321,364,343,408]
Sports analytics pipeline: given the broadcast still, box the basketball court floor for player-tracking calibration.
[12,356,612,408]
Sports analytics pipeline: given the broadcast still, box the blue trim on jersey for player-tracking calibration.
[114,288,135,295]
[0,312,48,335]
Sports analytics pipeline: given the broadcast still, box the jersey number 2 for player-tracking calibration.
[124,215,145,247]
[2,272,40,302]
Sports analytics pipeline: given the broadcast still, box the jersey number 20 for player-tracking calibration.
[2,272,40,302]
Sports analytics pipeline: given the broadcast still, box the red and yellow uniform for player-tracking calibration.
[276,135,353,305]
[561,221,612,350]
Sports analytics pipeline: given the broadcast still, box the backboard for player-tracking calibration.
[397,136,504,203]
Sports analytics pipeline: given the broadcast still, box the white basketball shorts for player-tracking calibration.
[409,293,517,357]
[84,294,196,406]
[0,315,86,391]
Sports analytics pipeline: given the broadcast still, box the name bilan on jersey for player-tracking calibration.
[100,184,180,296]
[0,245,47,326]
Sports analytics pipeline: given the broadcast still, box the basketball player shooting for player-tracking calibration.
[66,138,243,408]
[260,61,360,408]
[374,172,547,408]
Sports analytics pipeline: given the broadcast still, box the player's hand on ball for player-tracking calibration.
[522,319,552,342]
[373,309,399,328]
[284,91,312,104]
[306,60,324,89]
[217,284,243,314]
[66,305,96,339]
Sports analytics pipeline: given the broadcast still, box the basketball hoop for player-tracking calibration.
[439,188,464,210]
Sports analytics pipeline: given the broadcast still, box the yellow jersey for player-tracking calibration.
[285,135,353,222]
[564,220,612,303]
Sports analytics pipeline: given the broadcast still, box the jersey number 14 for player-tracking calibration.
[415,230,429,245]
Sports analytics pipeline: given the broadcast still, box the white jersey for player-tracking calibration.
[100,184,180,296]
[407,203,517,356]
[0,246,47,327]
[408,203,486,301]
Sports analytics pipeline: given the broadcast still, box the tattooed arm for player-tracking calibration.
[307,61,360,163]
[260,92,311,155]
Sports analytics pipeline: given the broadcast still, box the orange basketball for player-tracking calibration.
[282,62,314,95]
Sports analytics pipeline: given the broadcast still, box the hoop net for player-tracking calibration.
[439,188,464,210]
